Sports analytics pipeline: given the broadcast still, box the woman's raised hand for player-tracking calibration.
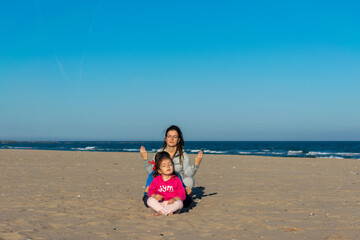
[195,150,203,166]
[140,146,148,160]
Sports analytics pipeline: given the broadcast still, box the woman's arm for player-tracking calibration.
[182,152,200,177]
[140,146,155,175]
[144,172,154,193]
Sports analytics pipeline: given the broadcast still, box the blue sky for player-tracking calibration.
[1,0,360,141]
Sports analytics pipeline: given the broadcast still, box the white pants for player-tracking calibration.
[147,197,183,215]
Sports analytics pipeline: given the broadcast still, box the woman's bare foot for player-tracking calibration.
[168,212,173,216]
[152,211,163,217]
[140,146,148,160]
[186,187,192,195]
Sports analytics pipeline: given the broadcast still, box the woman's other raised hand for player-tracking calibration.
[195,150,203,166]
[140,146,148,160]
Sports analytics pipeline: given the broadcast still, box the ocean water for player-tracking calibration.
[1,141,360,160]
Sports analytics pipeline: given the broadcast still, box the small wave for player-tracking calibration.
[288,150,303,155]
[190,149,201,153]
[306,151,331,156]
[5,146,33,150]
[238,151,253,155]
[254,151,268,155]
[123,148,139,152]
[335,152,360,157]
[319,156,344,159]
[306,151,360,158]
[238,151,284,155]
[273,152,286,155]
[203,150,227,154]
[72,146,96,151]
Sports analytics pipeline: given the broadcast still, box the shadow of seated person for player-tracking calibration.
[181,186,218,212]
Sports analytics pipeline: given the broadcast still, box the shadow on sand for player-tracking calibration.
[181,186,217,212]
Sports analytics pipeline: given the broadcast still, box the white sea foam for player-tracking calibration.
[7,146,32,150]
[123,148,139,152]
[238,151,284,155]
[190,149,201,153]
[238,151,253,155]
[288,150,303,155]
[203,150,227,154]
[306,151,360,157]
[254,151,268,155]
[270,152,285,155]
[335,152,360,157]
[306,151,330,156]
[72,146,96,151]
[319,156,344,159]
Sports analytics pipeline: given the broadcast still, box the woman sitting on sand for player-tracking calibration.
[140,125,203,204]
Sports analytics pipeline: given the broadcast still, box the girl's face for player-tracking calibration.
[165,130,180,147]
[158,158,174,176]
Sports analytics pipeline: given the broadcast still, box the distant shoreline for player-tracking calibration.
[2,140,360,142]
[1,141,360,160]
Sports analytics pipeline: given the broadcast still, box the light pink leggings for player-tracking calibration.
[147,197,183,215]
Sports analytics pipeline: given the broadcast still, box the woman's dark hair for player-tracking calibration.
[153,151,176,178]
[162,125,184,163]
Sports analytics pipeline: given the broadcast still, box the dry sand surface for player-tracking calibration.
[1,149,360,240]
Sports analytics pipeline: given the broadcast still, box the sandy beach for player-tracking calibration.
[1,149,359,240]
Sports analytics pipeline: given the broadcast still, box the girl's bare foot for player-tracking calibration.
[152,211,163,217]
[168,212,173,216]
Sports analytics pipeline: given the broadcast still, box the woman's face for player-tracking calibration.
[165,130,179,147]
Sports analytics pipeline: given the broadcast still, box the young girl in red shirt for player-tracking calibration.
[147,151,186,216]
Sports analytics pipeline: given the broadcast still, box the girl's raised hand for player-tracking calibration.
[140,146,148,160]
[195,150,203,166]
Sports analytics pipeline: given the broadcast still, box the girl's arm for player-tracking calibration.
[148,177,163,201]
[147,177,157,197]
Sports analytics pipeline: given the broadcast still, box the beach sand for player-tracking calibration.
[1,150,359,240]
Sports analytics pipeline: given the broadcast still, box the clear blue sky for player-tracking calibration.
[1,0,359,141]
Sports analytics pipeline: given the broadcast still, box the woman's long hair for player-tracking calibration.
[153,151,177,179]
[162,125,184,163]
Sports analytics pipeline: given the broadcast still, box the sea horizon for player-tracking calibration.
[2,140,360,160]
